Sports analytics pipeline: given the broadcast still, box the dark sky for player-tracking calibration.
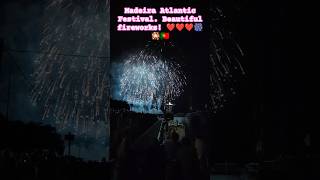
[111,0,210,112]
[1,0,312,161]
[0,0,109,161]
[109,0,311,161]
[209,0,311,160]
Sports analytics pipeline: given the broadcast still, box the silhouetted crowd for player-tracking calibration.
[112,130,209,180]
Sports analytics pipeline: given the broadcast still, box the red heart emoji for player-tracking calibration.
[176,23,184,31]
[185,23,193,31]
[166,23,175,31]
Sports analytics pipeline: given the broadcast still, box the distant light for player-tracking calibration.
[167,102,174,106]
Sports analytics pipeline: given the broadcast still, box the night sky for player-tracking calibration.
[111,0,210,113]
[1,0,312,162]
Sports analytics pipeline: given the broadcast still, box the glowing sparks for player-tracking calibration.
[114,44,186,113]
[208,7,245,113]
[31,0,244,129]
[31,0,110,133]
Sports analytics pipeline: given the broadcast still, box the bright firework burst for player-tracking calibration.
[114,42,187,113]
[31,0,245,130]
[31,0,110,134]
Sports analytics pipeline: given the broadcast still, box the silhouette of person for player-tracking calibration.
[164,130,180,180]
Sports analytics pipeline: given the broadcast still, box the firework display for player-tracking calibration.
[113,42,187,113]
[31,0,110,134]
[0,0,295,174]
[31,0,244,132]
[208,7,245,113]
